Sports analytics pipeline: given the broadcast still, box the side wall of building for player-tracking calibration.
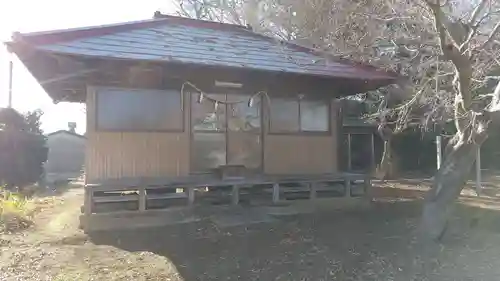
[263,100,338,175]
[45,132,86,177]
[85,82,339,183]
[85,87,190,183]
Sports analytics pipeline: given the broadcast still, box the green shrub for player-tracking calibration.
[0,108,48,193]
[0,187,33,232]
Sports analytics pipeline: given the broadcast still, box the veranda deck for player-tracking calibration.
[83,173,372,215]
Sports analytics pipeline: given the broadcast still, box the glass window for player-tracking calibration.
[191,93,226,132]
[191,132,226,171]
[300,100,329,132]
[96,88,182,131]
[269,97,330,133]
[228,95,261,132]
[269,98,300,132]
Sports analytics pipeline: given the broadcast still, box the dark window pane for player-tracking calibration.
[227,95,261,132]
[191,132,226,171]
[191,93,226,132]
[227,132,261,169]
[300,100,329,132]
[270,98,299,132]
[96,88,182,131]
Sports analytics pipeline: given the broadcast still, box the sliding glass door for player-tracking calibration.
[190,93,262,172]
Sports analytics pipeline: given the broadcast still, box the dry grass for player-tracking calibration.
[0,187,64,234]
[0,191,33,233]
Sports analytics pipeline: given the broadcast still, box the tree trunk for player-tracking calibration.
[376,139,398,180]
[420,134,479,241]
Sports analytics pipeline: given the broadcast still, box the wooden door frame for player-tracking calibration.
[189,92,264,174]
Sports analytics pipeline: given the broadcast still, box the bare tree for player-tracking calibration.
[175,0,247,24]
[419,0,500,240]
[172,0,444,179]
[171,0,500,240]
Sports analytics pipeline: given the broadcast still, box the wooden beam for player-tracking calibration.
[40,68,99,85]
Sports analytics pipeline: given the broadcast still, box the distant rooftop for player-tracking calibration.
[47,130,86,139]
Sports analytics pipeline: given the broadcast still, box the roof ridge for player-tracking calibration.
[8,12,251,46]
[47,130,85,138]
[152,12,251,30]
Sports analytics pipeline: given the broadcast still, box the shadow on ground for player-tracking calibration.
[34,182,83,198]
[87,197,500,281]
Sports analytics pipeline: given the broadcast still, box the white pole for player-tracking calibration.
[370,133,375,170]
[476,146,482,195]
[7,57,13,108]
[435,134,443,194]
[436,135,442,170]
[435,59,440,170]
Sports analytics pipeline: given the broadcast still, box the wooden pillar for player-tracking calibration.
[347,133,352,171]
[309,183,317,200]
[476,146,482,194]
[272,183,280,203]
[188,187,195,205]
[345,178,351,198]
[84,186,93,215]
[231,185,240,205]
[364,176,372,198]
[138,187,146,211]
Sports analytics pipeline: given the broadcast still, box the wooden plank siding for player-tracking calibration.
[263,100,338,175]
[263,135,336,175]
[85,85,339,183]
[85,86,190,183]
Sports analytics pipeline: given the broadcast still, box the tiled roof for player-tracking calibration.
[8,14,398,81]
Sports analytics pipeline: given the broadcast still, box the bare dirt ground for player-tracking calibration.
[3,176,500,281]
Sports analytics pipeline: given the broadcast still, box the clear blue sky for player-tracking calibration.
[0,0,176,134]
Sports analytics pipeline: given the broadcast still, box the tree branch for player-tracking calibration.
[479,21,500,49]
[426,0,448,55]
[425,0,468,47]
[395,78,433,111]
[468,0,489,26]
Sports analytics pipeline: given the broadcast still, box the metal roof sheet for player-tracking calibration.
[16,18,396,80]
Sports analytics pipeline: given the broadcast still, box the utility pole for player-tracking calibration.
[7,52,13,108]
[436,134,442,169]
